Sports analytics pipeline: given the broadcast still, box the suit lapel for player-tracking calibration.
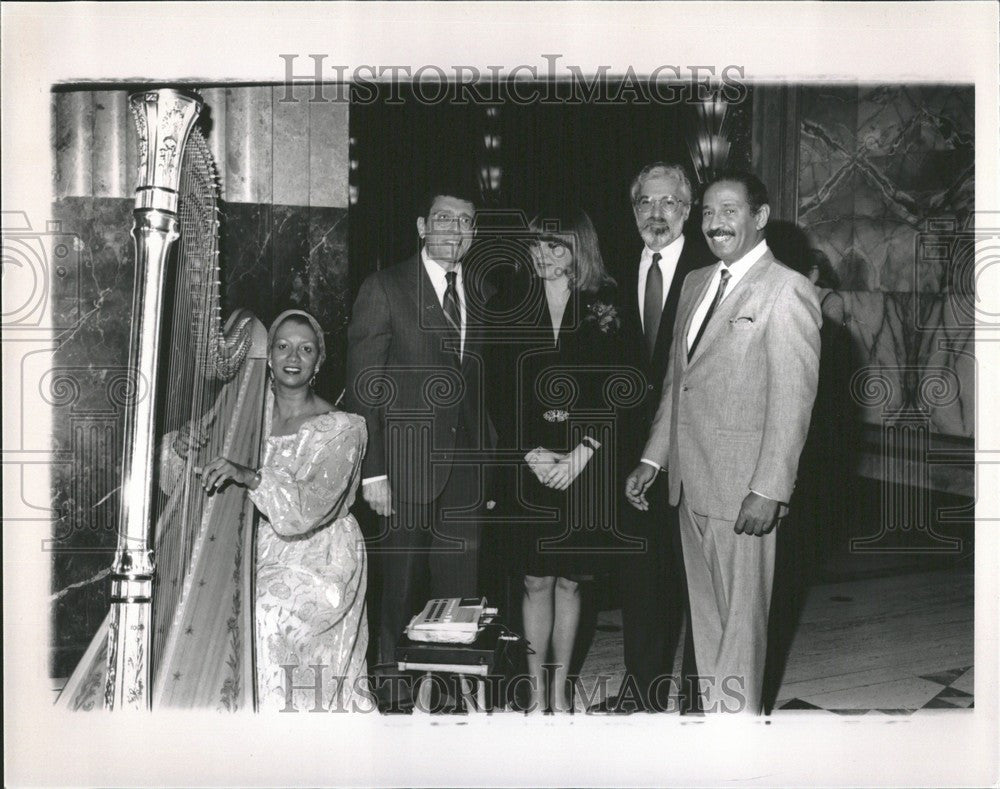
[557,289,578,344]
[624,264,642,340]
[408,256,445,327]
[650,243,693,365]
[687,252,773,366]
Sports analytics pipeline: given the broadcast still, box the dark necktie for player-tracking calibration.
[688,267,731,361]
[443,270,462,358]
[643,252,663,359]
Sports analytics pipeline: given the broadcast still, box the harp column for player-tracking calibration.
[104,89,204,710]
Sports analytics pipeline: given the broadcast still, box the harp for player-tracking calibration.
[57,89,266,711]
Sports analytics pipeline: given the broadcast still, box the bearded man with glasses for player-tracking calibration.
[593,162,714,714]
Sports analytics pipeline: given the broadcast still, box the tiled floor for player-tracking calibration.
[575,566,974,715]
[54,566,973,716]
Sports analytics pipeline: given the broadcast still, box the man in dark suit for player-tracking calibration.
[345,186,495,709]
[603,162,713,712]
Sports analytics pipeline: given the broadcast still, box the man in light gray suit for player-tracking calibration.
[625,170,821,714]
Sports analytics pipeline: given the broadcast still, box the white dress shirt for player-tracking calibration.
[637,234,685,332]
[685,239,769,352]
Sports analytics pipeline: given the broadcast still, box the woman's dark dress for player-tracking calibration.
[489,279,625,580]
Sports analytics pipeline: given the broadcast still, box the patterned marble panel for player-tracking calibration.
[857,84,974,164]
[50,197,135,400]
[308,100,350,209]
[216,202,349,400]
[852,173,924,292]
[306,207,350,396]
[798,84,974,295]
[795,83,974,454]
[799,137,855,227]
[218,201,277,325]
[272,91,311,207]
[799,87,858,286]
[47,197,135,487]
[801,172,862,287]
[841,291,973,438]
[225,86,274,204]
[91,91,128,198]
[798,87,856,215]
[53,92,94,198]
[271,204,312,318]
[800,86,859,152]
[49,196,135,674]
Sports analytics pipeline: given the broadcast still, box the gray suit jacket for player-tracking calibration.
[642,248,822,521]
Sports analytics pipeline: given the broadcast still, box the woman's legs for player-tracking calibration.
[551,576,581,712]
[523,574,555,711]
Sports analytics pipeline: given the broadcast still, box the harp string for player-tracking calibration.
[151,127,229,673]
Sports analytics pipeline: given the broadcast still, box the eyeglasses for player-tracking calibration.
[430,211,474,229]
[533,236,571,252]
[633,196,688,216]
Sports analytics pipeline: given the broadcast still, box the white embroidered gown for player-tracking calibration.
[248,409,369,711]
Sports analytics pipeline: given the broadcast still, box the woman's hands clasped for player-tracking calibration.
[525,444,594,491]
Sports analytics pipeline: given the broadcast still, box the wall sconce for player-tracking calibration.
[685,89,733,184]
[479,165,502,193]
[477,106,503,204]
[348,135,359,206]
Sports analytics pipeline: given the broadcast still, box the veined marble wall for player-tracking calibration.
[50,86,350,675]
[797,85,974,442]
[791,84,975,504]
[751,83,974,554]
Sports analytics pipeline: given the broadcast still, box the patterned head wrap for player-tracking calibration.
[267,309,327,373]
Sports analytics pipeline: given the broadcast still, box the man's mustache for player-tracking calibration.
[643,220,669,231]
[707,229,735,239]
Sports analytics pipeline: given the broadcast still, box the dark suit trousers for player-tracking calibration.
[373,435,483,674]
[619,473,698,710]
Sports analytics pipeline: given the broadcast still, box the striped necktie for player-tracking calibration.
[688,267,731,361]
[443,270,462,358]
